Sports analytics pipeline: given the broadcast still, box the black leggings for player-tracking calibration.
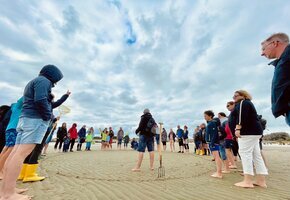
[184,144,189,150]
[54,138,64,150]
[232,139,239,157]
[77,142,83,150]
[124,142,128,147]
[24,130,50,164]
[70,139,76,150]
[0,132,5,153]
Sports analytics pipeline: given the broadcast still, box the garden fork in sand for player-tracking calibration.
[158,122,165,178]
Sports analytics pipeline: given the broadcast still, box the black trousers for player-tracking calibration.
[70,139,76,150]
[232,139,239,157]
[0,133,5,153]
[24,130,51,164]
[54,138,64,150]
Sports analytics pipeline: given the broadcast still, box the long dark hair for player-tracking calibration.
[0,105,10,121]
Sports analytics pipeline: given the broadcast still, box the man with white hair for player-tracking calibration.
[261,33,290,126]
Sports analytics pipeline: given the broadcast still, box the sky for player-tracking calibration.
[0,0,289,137]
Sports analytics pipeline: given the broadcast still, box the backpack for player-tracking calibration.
[145,117,156,136]
[218,125,227,140]
[213,117,227,140]
[258,115,267,130]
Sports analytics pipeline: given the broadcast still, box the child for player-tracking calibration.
[183,125,189,153]
[63,134,70,153]
[85,127,94,151]
[123,134,130,149]
[131,138,138,150]
[204,110,223,179]
[42,117,58,156]
[105,130,110,149]
[101,128,108,150]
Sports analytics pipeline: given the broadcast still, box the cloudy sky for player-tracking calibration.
[0,0,289,137]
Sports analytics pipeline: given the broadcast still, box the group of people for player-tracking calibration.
[0,32,288,199]
[51,123,95,153]
[131,33,290,190]
[100,127,130,150]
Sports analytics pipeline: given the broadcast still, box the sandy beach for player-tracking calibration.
[15,143,290,200]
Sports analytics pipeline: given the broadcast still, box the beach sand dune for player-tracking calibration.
[17,145,290,200]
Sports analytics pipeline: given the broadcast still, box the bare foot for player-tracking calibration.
[234,181,254,188]
[131,168,141,172]
[229,165,237,169]
[253,182,267,188]
[15,188,28,194]
[222,170,231,174]
[150,168,154,171]
[0,192,32,200]
[210,173,222,179]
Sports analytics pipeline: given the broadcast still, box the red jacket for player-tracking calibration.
[225,123,233,140]
[68,124,78,139]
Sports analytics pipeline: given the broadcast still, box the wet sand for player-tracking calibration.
[16,143,290,200]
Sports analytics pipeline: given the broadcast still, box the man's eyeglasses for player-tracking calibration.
[226,105,230,107]
[262,40,276,51]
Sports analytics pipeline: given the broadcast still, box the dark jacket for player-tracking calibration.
[228,112,236,137]
[123,135,130,143]
[21,65,63,121]
[234,100,263,135]
[51,94,69,110]
[57,127,67,140]
[269,44,290,117]
[78,127,86,138]
[205,120,219,147]
[183,130,189,139]
[135,113,154,136]
[109,130,114,138]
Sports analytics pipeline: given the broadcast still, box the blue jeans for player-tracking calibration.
[155,134,160,145]
[137,135,154,152]
[219,143,227,160]
[286,111,290,126]
[86,142,92,150]
[117,139,122,145]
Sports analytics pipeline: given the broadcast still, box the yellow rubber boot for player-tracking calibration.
[18,164,28,180]
[196,149,200,155]
[22,164,45,183]
[199,149,205,156]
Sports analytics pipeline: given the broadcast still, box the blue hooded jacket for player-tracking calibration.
[6,97,23,130]
[78,127,87,138]
[205,120,219,147]
[21,65,63,121]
